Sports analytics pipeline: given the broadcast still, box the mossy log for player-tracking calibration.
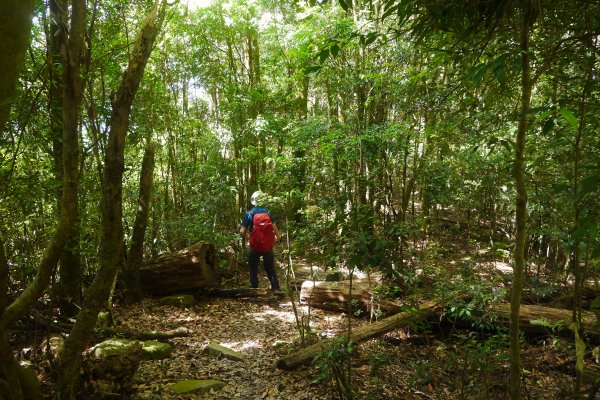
[140,242,219,295]
[299,280,403,317]
[491,303,600,336]
[299,280,600,337]
[276,301,440,370]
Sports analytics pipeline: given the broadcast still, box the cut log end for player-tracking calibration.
[140,241,220,295]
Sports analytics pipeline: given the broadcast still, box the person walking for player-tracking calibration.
[239,191,283,295]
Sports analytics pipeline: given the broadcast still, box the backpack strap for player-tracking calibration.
[248,210,255,231]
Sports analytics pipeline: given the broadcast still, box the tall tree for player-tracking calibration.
[0,0,82,398]
[56,1,168,397]
[123,140,155,302]
[47,0,83,318]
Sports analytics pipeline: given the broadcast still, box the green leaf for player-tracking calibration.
[591,296,600,310]
[542,119,555,135]
[330,43,340,57]
[319,48,330,63]
[468,64,487,85]
[493,65,507,86]
[382,3,400,20]
[305,65,322,74]
[560,108,579,130]
[576,173,600,201]
[338,0,350,11]
[365,32,378,45]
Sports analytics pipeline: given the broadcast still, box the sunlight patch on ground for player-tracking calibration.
[251,308,298,324]
[493,262,512,274]
[219,339,262,351]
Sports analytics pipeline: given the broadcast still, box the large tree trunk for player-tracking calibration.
[299,280,402,317]
[123,141,155,302]
[0,2,81,398]
[277,301,440,370]
[509,7,534,399]
[0,0,80,336]
[140,242,219,295]
[57,2,167,398]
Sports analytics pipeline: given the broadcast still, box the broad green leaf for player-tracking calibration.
[542,119,555,135]
[493,65,507,86]
[338,0,350,11]
[576,173,600,201]
[382,3,400,20]
[330,43,340,57]
[305,65,322,74]
[591,296,600,310]
[319,48,330,63]
[365,32,378,45]
[535,110,553,121]
[560,108,579,130]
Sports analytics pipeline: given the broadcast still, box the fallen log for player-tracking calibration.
[300,280,403,317]
[300,280,600,338]
[203,287,272,298]
[140,242,220,295]
[276,301,440,370]
[491,303,600,336]
[96,326,192,341]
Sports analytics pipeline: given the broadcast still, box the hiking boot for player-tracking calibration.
[272,289,284,297]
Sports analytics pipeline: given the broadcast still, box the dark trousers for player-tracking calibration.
[248,248,280,290]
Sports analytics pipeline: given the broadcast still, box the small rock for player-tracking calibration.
[203,342,245,362]
[170,379,226,394]
[93,338,138,358]
[141,340,172,360]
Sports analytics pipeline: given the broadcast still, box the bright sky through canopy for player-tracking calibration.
[187,0,212,9]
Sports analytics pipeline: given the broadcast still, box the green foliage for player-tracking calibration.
[364,342,391,376]
[435,272,507,332]
[313,336,355,400]
[436,333,509,399]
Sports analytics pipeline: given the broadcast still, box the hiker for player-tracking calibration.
[239,191,283,294]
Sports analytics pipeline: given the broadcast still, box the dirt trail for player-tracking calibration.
[116,296,345,399]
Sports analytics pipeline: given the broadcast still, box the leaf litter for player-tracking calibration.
[110,292,593,400]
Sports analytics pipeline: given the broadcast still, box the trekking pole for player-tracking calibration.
[284,192,306,343]
[235,231,244,286]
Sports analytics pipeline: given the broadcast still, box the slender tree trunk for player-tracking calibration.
[123,141,155,303]
[56,3,167,397]
[572,12,595,394]
[48,0,83,317]
[509,8,534,399]
[0,0,35,128]
[48,0,66,197]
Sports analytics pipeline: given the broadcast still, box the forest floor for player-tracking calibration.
[108,267,589,400]
[22,236,598,399]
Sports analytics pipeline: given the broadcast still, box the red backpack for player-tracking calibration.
[249,212,275,252]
